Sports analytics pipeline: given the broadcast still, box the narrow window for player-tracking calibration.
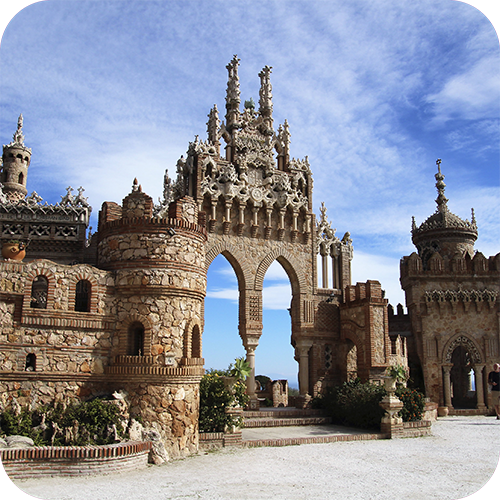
[192,324,202,358]
[75,280,91,312]
[30,276,48,309]
[18,172,24,184]
[128,321,145,356]
[25,353,36,371]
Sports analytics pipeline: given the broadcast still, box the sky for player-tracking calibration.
[0,0,499,387]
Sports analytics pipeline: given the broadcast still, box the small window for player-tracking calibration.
[75,280,91,312]
[18,172,24,184]
[25,353,36,371]
[30,276,48,309]
[192,324,202,358]
[128,321,145,356]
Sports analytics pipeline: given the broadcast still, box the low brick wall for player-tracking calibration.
[199,432,242,451]
[0,441,152,479]
[402,420,432,437]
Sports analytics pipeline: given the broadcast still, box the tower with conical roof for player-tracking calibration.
[1,114,32,202]
[411,159,477,268]
[399,159,499,415]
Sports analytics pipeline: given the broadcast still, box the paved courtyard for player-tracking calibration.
[4,415,500,500]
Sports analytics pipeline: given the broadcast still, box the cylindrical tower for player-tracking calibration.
[96,180,207,457]
[1,115,32,202]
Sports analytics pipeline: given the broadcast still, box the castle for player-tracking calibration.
[0,58,497,457]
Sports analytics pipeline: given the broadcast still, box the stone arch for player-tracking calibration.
[340,324,367,381]
[442,334,482,365]
[205,240,253,291]
[69,270,99,313]
[24,265,56,310]
[254,248,306,296]
[119,315,153,357]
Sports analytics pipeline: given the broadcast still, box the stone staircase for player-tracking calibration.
[243,408,333,428]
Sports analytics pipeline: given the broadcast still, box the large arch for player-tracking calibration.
[205,240,254,292]
[254,248,307,297]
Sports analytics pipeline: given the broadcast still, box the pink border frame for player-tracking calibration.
[0,0,500,500]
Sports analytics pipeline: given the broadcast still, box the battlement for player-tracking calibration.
[400,251,500,278]
[343,280,386,304]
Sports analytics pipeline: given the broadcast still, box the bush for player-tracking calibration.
[0,399,126,446]
[395,387,425,422]
[199,373,236,433]
[313,379,387,430]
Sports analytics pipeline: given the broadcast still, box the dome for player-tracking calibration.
[411,160,477,262]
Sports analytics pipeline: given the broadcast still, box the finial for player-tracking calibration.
[207,104,220,145]
[258,65,273,120]
[434,158,448,212]
[11,114,26,146]
[471,208,476,225]
[132,178,139,192]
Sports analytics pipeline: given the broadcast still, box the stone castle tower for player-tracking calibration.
[1,115,32,202]
[400,160,499,413]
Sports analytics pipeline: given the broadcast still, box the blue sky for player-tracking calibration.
[0,1,499,387]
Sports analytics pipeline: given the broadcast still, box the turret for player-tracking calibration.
[1,115,32,202]
[411,159,477,267]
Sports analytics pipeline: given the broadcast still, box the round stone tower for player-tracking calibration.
[1,115,32,202]
[411,159,478,267]
[96,179,207,457]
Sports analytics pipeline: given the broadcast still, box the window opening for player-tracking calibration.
[30,276,48,309]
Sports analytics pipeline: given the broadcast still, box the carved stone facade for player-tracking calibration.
[399,160,500,412]
[1,58,399,455]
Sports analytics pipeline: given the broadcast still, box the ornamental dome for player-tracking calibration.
[411,159,477,266]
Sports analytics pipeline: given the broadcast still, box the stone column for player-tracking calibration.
[473,364,486,409]
[442,364,453,408]
[296,340,313,396]
[321,253,328,289]
[245,346,256,396]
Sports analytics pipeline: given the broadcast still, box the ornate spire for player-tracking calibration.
[434,158,448,213]
[207,104,220,145]
[258,65,273,135]
[11,114,26,146]
[225,55,241,132]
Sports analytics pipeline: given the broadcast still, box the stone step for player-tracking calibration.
[243,416,333,428]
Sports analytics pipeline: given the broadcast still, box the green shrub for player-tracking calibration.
[313,379,387,430]
[199,373,236,433]
[395,387,425,422]
[0,399,125,446]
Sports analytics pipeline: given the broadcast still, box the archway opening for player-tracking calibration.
[204,254,246,371]
[257,260,296,392]
[450,345,476,409]
[127,321,145,356]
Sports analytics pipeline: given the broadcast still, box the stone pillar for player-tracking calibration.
[321,253,328,289]
[245,346,256,397]
[442,364,453,408]
[474,364,486,409]
[296,340,313,396]
[379,391,404,438]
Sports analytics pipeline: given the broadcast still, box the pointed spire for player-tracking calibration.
[207,104,220,145]
[10,114,26,147]
[258,65,273,135]
[225,55,241,132]
[434,159,448,213]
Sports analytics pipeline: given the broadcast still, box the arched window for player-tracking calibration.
[192,324,202,358]
[18,172,24,184]
[75,280,91,312]
[25,353,36,371]
[30,276,48,309]
[128,321,145,356]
